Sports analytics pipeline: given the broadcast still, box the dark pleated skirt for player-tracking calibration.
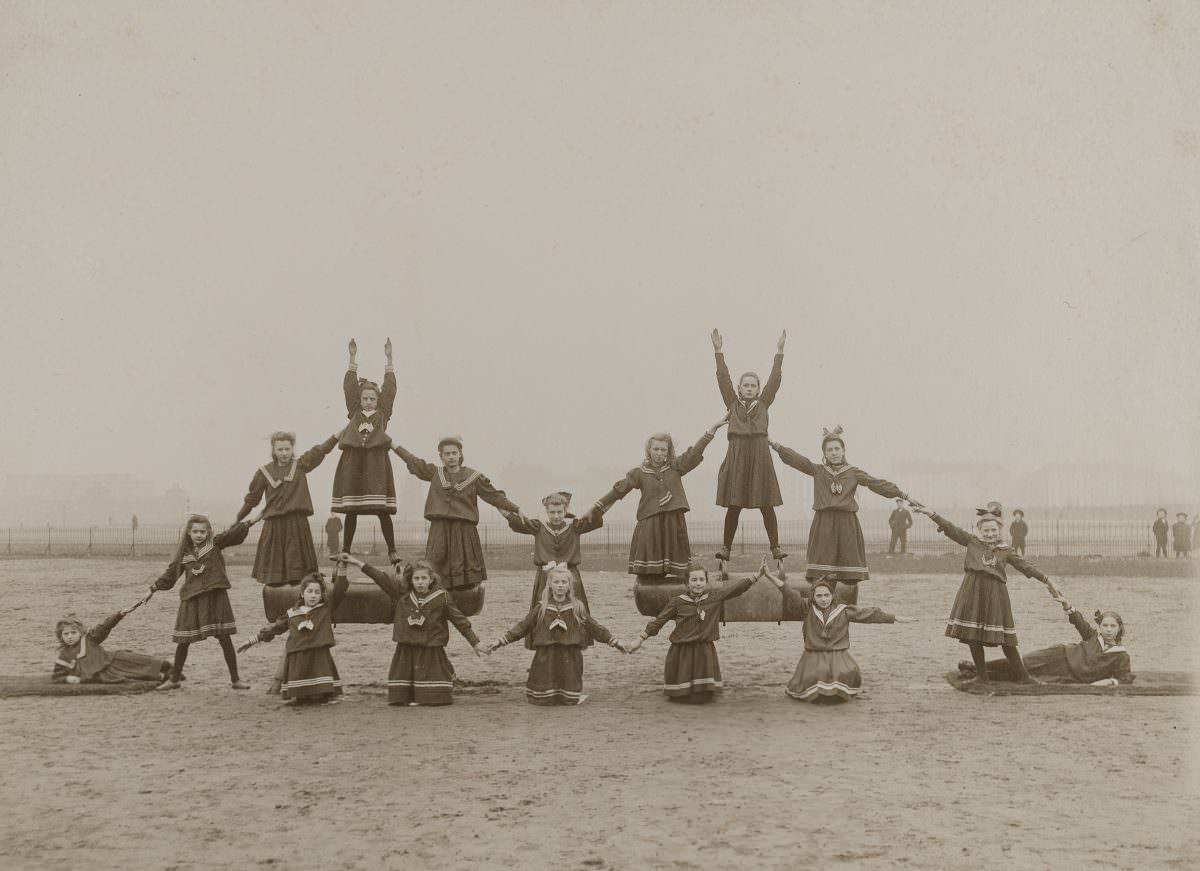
[805,510,869,582]
[331,447,397,515]
[663,640,722,700]
[525,645,586,705]
[527,566,591,649]
[716,435,783,508]
[387,643,455,705]
[426,519,486,588]
[628,510,692,578]
[100,651,170,683]
[945,572,1018,647]
[253,513,319,585]
[785,649,862,702]
[282,647,343,700]
[172,589,237,644]
[985,645,1073,681]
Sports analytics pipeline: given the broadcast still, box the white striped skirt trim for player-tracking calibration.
[786,680,860,700]
[946,618,1015,634]
[630,558,690,571]
[806,562,869,573]
[664,677,722,692]
[525,687,587,703]
[173,621,237,639]
[283,676,343,690]
[387,679,454,689]
[331,495,397,507]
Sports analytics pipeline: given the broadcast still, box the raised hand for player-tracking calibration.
[708,411,731,435]
[910,503,933,517]
[348,338,357,361]
[626,638,643,653]
[710,329,723,352]
[384,337,393,363]
[471,644,485,658]
[767,439,781,452]
[777,330,787,352]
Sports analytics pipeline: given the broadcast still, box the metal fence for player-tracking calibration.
[0,517,1187,559]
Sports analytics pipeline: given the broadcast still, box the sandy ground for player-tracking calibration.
[1,558,1197,870]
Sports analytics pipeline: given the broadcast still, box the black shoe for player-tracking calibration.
[715,547,731,562]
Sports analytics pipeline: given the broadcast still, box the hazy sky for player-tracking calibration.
[2,2,1198,511]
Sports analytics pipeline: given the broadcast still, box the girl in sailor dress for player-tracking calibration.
[503,490,604,613]
[769,427,914,605]
[960,596,1133,686]
[331,338,401,566]
[344,555,483,706]
[237,431,340,585]
[242,569,349,703]
[710,329,788,563]
[593,416,729,583]
[391,435,523,593]
[759,565,914,702]
[151,513,261,690]
[53,611,173,685]
[626,563,761,703]
[912,502,1060,684]
[485,565,626,706]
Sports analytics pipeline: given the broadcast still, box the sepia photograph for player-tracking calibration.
[1,3,1197,869]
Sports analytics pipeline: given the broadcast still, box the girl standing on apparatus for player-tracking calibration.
[770,427,914,604]
[152,512,262,690]
[711,329,787,565]
[331,338,401,566]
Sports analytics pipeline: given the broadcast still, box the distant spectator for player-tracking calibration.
[131,514,139,532]
[1172,513,1191,558]
[324,515,343,556]
[1152,509,1169,558]
[1010,509,1029,556]
[1193,514,1200,558]
[887,499,912,555]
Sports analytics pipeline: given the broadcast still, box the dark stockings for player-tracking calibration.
[968,642,1031,683]
[171,637,240,683]
[721,506,780,551]
[343,512,397,555]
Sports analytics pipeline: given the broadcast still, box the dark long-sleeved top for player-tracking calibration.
[778,583,896,651]
[1010,519,1029,543]
[361,563,480,647]
[52,612,125,682]
[889,508,913,530]
[776,447,905,512]
[392,446,519,523]
[929,512,1050,585]
[506,513,602,567]
[338,367,396,450]
[1059,609,1134,684]
[1172,521,1192,550]
[1152,518,1169,541]
[153,522,251,600]
[237,436,338,521]
[716,353,782,437]
[641,575,755,643]
[256,573,350,653]
[594,432,713,521]
[497,603,616,649]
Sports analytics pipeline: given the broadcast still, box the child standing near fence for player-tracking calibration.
[151,513,262,690]
[241,569,350,704]
[391,436,524,595]
[237,432,339,585]
[710,329,787,564]
[1153,509,1170,558]
[912,502,1061,685]
[1009,509,1029,556]
[769,427,914,605]
[626,562,761,703]
[332,338,401,566]
[1173,513,1192,557]
[486,565,626,705]
[344,554,483,706]
[593,417,729,584]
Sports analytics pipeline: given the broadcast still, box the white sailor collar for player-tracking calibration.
[679,592,710,605]
[57,636,87,667]
[181,542,215,564]
[409,588,446,608]
[437,466,481,491]
[261,460,298,488]
[813,604,847,625]
[287,601,326,619]
[542,521,571,538]
[821,462,858,478]
[735,397,760,414]
[1096,636,1126,655]
[639,461,672,475]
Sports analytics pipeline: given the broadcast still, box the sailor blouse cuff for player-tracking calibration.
[637,631,649,641]
[348,363,358,371]
[493,637,509,649]
[385,364,394,373]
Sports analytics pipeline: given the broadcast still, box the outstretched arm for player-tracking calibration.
[846,606,898,624]
[486,608,539,652]
[760,339,785,406]
[88,612,124,645]
[771,442,816,477]
[476,475,521,516]
[760,558,808,617]
[236,471,267,522]
[213,519,254,550]
[592,471,639,515]
[1008,553,1060,597]
[297,435,340,473]
[853,468,907,502]
[391,443,437,482]
[444,599,482,652]
[913,506,972,548]
[343,338,360,414]
[380,366,397,418]
[346,555,403,600]
[678,416,728,475]
[713,332,737,407]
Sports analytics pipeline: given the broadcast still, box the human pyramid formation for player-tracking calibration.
[51,334,1134,707]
